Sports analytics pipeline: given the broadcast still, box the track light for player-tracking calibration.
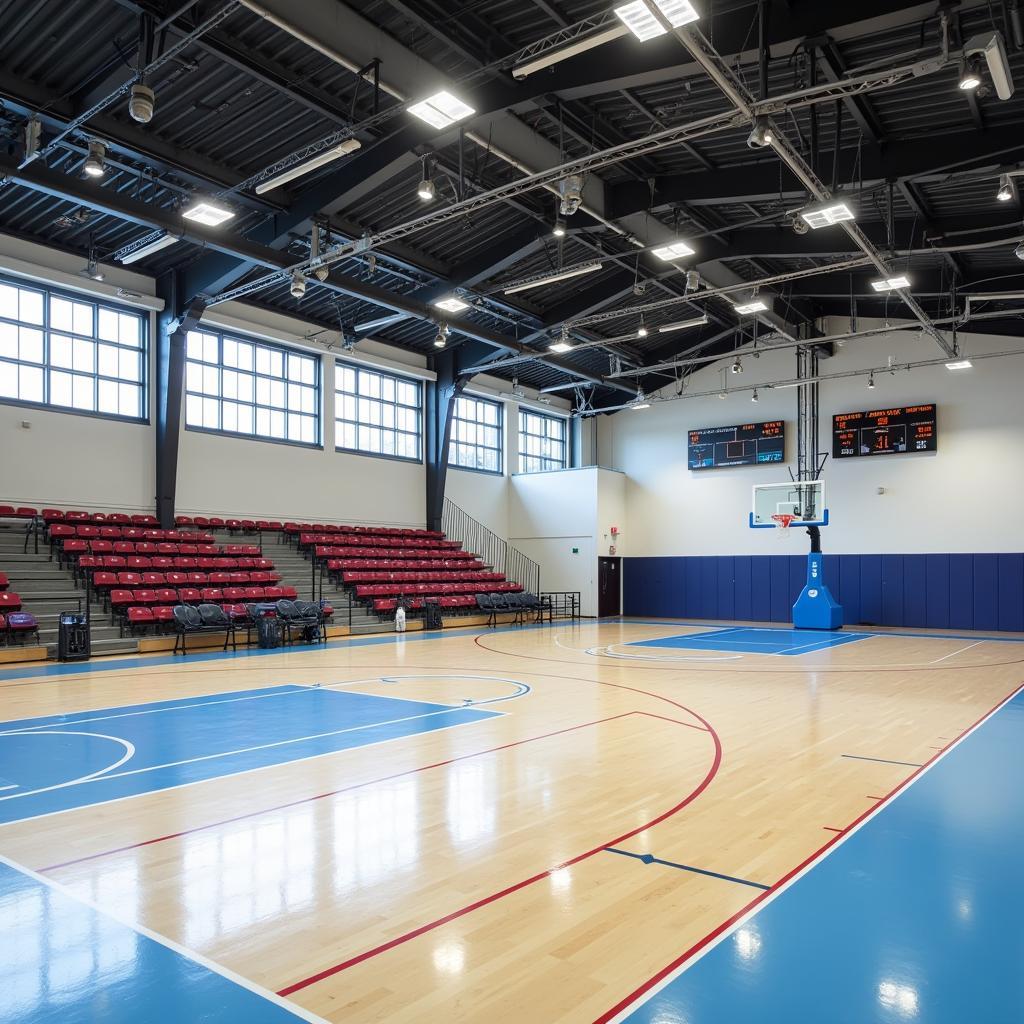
[255,139,362,194]
[615,0,699,42]
[751,389,759,402]
[553,217,566,238]
[79,259,104,282]
[867,374,876,389]
[511,377,526,399]
[24,117,41,160]
[685,270,700,292]
[997,174,1014,202]
[290,272,306,299]
[731,359,743,374]
[182,197,234,226]
[746,116,774,148]
[434,295,469,313]
[799,201,855,229]
[637,321,648,338]
[434,323,450,349]
[958,57,983,91]
[83,141,106,178]
[408,91,475,129]
[962,31,1014,100]
[717,391,727,400]
[652,240,696,261]
[310,226,329,281]
[657,314,708,334]
[128,83,155,123]
[558,175,584,216]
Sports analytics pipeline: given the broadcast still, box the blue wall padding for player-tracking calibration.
[622,553,1024,630]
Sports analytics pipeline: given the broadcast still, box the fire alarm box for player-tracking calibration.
[610,525,619,535]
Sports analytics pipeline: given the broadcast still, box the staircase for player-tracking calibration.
[0,522,134,657]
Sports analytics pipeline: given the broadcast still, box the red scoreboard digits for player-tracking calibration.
[832,404,937,458]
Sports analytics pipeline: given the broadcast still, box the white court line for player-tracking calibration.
[1,707,476,803]
[0,852,329,1024]
[0,713,492,831]
[0,685,312,736]
[605,680,1024,1023]
[0,784,16,792]
[930,640,985,665]
[0,731,135,804]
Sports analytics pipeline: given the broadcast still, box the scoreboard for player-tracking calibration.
[832,404,937,458]
[687,421,785,470]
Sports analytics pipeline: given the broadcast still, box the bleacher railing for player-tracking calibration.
[442,499,541,597]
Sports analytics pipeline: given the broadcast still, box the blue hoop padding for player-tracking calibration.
[749,508,830,529]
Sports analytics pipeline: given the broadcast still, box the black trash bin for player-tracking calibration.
[256,614,282,649]
[423,601,443,631]
[57,611,90,662]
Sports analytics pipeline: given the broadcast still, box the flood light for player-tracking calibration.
[408,91,475,130]
[799,202,855,229]
[652,240,696,261]
[182,197,235,226]
[615,0,699,42]
[870,276,911,292]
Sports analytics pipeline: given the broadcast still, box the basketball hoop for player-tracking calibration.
[771,513,797,536]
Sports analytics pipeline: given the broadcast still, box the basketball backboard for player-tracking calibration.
[750,480,828,529]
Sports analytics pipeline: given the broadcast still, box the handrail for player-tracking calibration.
[442,499,541,595]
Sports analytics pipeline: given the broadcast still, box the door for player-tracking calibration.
[598,557,621,618]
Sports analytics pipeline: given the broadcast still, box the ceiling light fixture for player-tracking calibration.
[408,91,475,130]
[945,359,973,370]
[657,314,709,333]
[504,262,603,295]
[434,324,450,348]
[79,259,105,282]
[434,295,470,313]
[958,57,983,91]
[83,140,106,178]
[119,232,179,265]
[800,202,855,229]
[867,373,876,389]
[731,358,743,374]
[1015,239,1024,260]
[651,240,696,261]
[182,197,235,226]
[614,0,700,42]
[255,139,362,194]
[638,321,648,338]
[751,389,759,402]
[997,174,1014,202]
[128,83,156,123]
[734,299,768,314]
[417,176,436,202]
[290,272,306,299]
[871,275,912,292]
[553,216,566,238]
[685,270,700,292]
[746,116,774,148]
[512,25,630,78]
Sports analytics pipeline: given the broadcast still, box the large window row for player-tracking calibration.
[518,410,567,473]
[0,278,146,420]
[185,329,319,446]
[450,395,503,474]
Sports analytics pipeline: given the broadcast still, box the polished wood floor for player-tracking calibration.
[2,620,1022,1023]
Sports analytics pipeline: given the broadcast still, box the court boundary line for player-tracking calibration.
[275,705,722,998]
[594,678,1024,1024]
[0,706,497,831]
[0,853,328,1024]
[40,711,648,872]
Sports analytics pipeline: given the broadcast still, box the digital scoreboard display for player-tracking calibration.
[687,421,785,470]
[832,404,937,458]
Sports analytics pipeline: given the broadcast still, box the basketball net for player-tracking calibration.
[771,513,797,538]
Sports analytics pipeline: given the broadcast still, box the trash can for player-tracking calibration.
[423,601,443,631]
[57,611,90,662]
[256,614,282,649]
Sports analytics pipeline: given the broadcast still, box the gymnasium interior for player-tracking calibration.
[1,0,1023,1021]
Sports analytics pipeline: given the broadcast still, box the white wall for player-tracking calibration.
[599,326,1024,555]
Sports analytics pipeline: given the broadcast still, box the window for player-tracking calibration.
[450,395,502,473]
[0,277,146,420]
[518,410,567,473]
[184,328,319,445]
[335,362,421,461]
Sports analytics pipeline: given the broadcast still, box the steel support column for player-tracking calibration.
[796,346,820,482]
[155,271,206,528]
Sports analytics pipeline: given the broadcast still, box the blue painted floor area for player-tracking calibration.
[622,692,1024,1024]
[0,859,308,1023]
[0,686,498,825]
[629,626,868,656]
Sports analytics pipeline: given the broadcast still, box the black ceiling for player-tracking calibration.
[1,0,1023,408]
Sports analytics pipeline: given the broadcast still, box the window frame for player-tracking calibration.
[0,274,149,424]
[334,360,423,464]
[517,408,569,474]
[448,394,504,475]
[183,327,321,449]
